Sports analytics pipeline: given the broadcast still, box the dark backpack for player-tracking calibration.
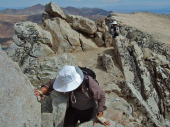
[79,67,98,97]
[79,67,96,80]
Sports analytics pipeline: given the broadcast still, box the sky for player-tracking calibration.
[0,0,170,10]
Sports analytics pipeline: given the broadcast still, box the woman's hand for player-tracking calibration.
[93,112,110,126]
[34,88,45,101]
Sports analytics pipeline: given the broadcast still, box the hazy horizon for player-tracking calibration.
[0,0,170,8]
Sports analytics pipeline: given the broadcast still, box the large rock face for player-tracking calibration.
[0,47,41,127]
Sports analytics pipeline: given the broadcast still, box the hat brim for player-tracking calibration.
[53,67,84,92]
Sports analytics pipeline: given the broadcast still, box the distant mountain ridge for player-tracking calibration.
[62,6,112,17]
[0,4,112,17]
[0,4,45,15]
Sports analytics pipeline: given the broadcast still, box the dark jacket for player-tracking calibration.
[110,26,120,37]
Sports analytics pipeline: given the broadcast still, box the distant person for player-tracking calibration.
[34,65,110,127]
[109,20,120,38]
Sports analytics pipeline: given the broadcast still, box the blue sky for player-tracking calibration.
[0,0,170,9]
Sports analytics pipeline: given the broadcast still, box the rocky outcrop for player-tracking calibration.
[8,21,54,64]
[66,15,97,34]
[8,13,99,77]
[23,53,77,85]
[0,46,41,127]
[45,2,66,19]
[119,24,170,61]
[113,35,170,127]
[102,54,117,76]
[4,2,170,127]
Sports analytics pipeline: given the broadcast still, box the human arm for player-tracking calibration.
[88,76,106,112]
[34,79,55,100]
[88,76,110,126]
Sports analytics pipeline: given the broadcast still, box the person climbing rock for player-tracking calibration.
[34,65,110,127]
[109,20,120,38]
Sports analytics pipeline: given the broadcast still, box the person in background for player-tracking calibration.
[110,20,120,38]
[34,65,110,127]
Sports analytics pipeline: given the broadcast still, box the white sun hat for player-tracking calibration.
[111,20,117,24]
[53,65,84,92]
